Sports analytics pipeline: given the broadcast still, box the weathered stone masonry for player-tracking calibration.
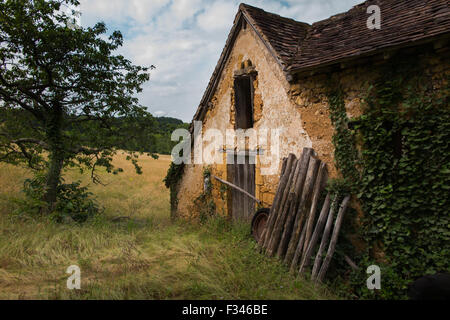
[174,1,450,220]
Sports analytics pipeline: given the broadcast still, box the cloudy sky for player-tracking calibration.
[78,0,362,122]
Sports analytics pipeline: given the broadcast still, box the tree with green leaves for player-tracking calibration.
[0,0,156,212]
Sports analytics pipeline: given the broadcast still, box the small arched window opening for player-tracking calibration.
[234,75,254,129]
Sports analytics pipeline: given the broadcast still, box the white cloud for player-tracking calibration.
[153,110,167,117]
[79,0,170,25]
[79,0,362,122]
[197,1,236,33]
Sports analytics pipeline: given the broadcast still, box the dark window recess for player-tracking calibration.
[234,76,254,129]
[392,129,404,159]
[383,120,404,159]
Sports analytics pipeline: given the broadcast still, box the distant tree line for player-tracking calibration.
[113,116,189,155]
[1,108,188,156]
[0,0,188,214]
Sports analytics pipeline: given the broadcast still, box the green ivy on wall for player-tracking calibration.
[328,90,361,193]
[327,57,450,299]
[194,167,217,223]
[164,162,185,218]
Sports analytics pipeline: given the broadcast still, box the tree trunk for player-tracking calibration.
[42,107,64,212]
[43,148,64,210]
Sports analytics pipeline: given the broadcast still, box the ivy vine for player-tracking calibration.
[164,162,185,218]
[194,167,217,223]
[327,56,450,299]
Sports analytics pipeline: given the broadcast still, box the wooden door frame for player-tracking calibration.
[226,151,256,221]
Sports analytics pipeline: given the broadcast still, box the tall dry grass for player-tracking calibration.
[0,153,337,300]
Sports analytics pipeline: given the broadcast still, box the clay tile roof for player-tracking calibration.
[191,0,450,123]
[288,0,450,72]
[239,4,310,69]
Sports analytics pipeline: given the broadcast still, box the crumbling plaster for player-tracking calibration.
[175,22,450,220]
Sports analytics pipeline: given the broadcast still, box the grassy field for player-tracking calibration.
[0,153,336,300]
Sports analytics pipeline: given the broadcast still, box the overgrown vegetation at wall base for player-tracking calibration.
[164,162,185,219]
[328,57,450,299]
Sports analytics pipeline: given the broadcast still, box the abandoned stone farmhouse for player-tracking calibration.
[172,0,450,220]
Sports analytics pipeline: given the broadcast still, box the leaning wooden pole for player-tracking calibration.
[344,255,359,271]
[258,157,288,248]
[302,163,328,257]
[259,155,293,249]
[273,159,302,258]
[275,149,312,259]
[284,157,320,265]
[311,194,338,281]
[212,175,261,204]
[316,195,351,283]
[289,220,308,272]
[298,192,331,275]
[266,158,300,256]
[280,157,288,177]
[266,157,298,247]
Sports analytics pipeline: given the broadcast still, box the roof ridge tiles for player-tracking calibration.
[191,0,450,123]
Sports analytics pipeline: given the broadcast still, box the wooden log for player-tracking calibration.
[266,157,300,256]
[265,155,299,250]
[272,156,302,258]
[265,156,298,252]
[289,219,307,272]
[258,157,288,248]
[260,155,295,249]
[298,192,331,275]
[316,195,351,283]
[259,156,291,248]
[287,154,320,268]
[284,158,319,266]
[280,157,288,177]
[302,163,328,258]
[311,194,338,281]
[283,156,320,265]
[344,255,359,271]
[273,200,295,258]
[212,175,261,204]
[275,148,313,258]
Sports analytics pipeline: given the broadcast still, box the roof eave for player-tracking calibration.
[190,7,297,128]
[289,32,450,76]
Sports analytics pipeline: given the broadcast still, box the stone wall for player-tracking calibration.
[289,42,449,180]
[175,23,450,220]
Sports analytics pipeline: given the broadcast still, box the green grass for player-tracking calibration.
[0,153,337,300]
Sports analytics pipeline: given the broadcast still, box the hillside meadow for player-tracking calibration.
[0,153,336,299]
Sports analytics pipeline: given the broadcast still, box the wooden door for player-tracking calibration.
[227,154,255,221]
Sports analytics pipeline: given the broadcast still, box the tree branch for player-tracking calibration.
[12,138,49,149]
[73,145,103,155]
[1,142,43,170]
[0,87,45,120]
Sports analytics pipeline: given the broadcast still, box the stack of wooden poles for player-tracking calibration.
[257,148,351,282]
